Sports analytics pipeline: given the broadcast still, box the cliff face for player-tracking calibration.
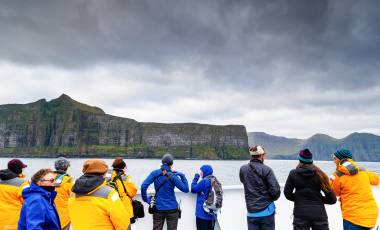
[248,132,380,161]
[0,95,249,159]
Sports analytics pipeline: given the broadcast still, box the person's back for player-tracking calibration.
[239,145,280,230]
[68,159,130,230]
[0,169,29,230]
[330,149,379,229]
[141,153,189,230]
[284,149,336,230]
[54,157,74,230]
[109,158,138,222]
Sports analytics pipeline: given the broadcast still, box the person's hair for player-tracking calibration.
[31,168,53,184]
[297,163,332,192]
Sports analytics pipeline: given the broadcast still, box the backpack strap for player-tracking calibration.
[0,177,24,187]
[335,170,344,177]
[54,173,67,187]
[76,186,113,199]
[113,173,132,199]
[154,173,174,198]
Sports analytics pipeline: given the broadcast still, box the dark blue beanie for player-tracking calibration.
[334,149,352,160]
[298,149,313,164]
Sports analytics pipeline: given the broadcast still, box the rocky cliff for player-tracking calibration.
[0,94,249,159]
[248,132,380,161]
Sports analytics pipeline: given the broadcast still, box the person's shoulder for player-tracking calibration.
[240,163,250,170]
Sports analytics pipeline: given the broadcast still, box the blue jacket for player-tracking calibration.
[191,165,216,220]
[18,183,61,230]
[141,165,189,211]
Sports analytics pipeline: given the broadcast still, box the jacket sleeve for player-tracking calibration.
[283,173,295,201]
[367,171,379,186]
[141,172,155,204]
[172,172,189,193]
[266,168,281,201]
[125,176,138,198]
[239,166,244,183]
[191,175,206,194]
[322,189,337,205]
[330,173,341,196]
[108,191,130,230]
[25,198,45,230]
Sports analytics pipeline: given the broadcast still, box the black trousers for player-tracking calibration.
[293,217,329,230]
[247,214,275,230]
[153,210,179,230]
[196,217,215,230]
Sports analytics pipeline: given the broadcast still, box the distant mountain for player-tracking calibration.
[0,94,249,159]
[248,132,380,161]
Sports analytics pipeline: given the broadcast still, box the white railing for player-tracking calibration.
[131,185,380,230]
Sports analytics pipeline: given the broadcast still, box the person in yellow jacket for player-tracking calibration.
[0,159,29,230]
[54,157,74,230]
[68,159,130,230]
[107,157,138,224]
[330,149,379,229]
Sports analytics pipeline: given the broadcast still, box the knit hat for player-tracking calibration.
[7,159,27,175]
[55,157,70,171]
[334,149,352,160]
[112,157,126,170]
[298,149,313,164]
[249,145,265,156]
[82,159,108,174]
[162,153,174,166]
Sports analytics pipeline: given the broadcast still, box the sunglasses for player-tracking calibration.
[40,178,55,183]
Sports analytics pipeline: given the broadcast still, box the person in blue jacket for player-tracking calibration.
[191,165,217,230]
[141,153,189,230]
[18,168,61,230]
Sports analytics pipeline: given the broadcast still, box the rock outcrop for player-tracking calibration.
[0,94,249,159]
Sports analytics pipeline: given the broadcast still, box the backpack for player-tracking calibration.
[203,175,223,214]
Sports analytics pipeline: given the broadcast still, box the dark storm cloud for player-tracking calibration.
[1,0,379,88]
[0,0,380,138]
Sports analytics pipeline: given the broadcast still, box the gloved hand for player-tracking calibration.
[194,173,200,180]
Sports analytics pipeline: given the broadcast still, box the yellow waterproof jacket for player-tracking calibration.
[54,173,74,229]
[110,171,138,220]
[0,175,29,230]
[330,159,379,228]
[68,181,130,230]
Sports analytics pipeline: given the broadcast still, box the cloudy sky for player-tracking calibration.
[0,0,379,139]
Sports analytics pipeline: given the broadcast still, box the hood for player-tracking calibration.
[336,159,359,176]
[22,183,57,200]
[295,167,315,177]
[72,174,105,195]
[0,169,18,180]
[200,165,213,178]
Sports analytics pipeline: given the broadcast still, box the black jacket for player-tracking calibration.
[239,159,281,212]
[284,166,337,221]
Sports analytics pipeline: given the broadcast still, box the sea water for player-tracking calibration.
[1,158,379,185]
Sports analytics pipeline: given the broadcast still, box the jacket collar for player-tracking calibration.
[250,158,263,164]
[23,183,57,202]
